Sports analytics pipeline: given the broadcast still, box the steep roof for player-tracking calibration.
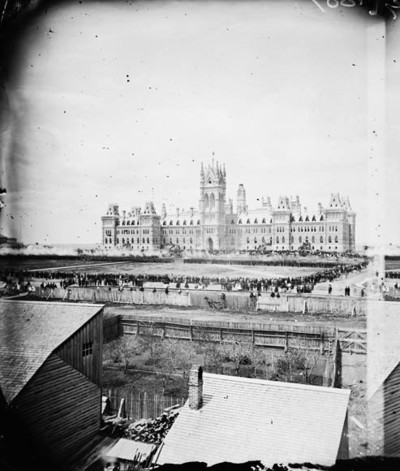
[0,300,103,404]
[156,373,350,467]
[367,300,400,399]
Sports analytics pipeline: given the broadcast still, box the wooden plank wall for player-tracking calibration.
[56,310,103,386]
[368,363,400,457]
[13,353,101,465]
[121,317,333,353]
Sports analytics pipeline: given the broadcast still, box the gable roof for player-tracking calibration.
[0,300,103,404]
[367,300,400,399]
[156,373,350,467]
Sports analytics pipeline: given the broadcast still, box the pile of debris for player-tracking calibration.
[124,404,181,444]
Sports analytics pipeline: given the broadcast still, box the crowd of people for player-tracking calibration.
[0,260,368,296]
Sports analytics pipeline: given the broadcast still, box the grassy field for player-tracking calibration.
[29,260,321,279]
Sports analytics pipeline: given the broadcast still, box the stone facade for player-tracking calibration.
[101,161,356,253]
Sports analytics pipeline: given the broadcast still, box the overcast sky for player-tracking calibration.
[0,0,396,247]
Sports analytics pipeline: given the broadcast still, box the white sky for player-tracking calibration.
[0,0,396,247]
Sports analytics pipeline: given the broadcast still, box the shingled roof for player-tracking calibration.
[156,372,350,467]
[0,300,103,404]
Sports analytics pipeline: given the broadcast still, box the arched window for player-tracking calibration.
[183,220,187,225]
[282,236,285,243]
[320,236,323,243]
[276,236,279,244]
[122,221,125,226]
[254,219,258,224]
[262,236,265,243]
[197,220,201,225]
[190,220,194,225]
[328,236,332,243]
[238,219,242,224]
[299,236,302,243]
[305,216,309,222]
[231,220,235,224]
[312,236,315,243]
[254,237,257,243]
[204,193,209,210]
[335,235,338,243]
[176,220,180,226]
[247,237,250,244]
[163,221,166,226]
[320,215,324,221]
[247,219,251,224]
[169,220,173,225]
[262,218,266,223]
[190,238,193,244]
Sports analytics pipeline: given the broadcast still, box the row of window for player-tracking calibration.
[116,238,159,245]
[163,229,195,235]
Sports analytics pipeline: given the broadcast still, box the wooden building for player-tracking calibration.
[155,365,350,467]
[0,299,104,470]
[368,301,400,456]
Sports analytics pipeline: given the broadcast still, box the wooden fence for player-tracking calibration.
[35,286,367,316]
[106,389,185,420]
[118,315,367,355]
[120,315,335,353]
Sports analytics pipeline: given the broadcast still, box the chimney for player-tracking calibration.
[188,365,203,410]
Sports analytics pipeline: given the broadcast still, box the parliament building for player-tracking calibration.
[101,161,356,253]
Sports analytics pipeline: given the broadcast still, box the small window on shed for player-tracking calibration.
[82,341,93,357]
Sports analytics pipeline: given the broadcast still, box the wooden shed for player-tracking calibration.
[0,299,104,469]
[367,301,400,456]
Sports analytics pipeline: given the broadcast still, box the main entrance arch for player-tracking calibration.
[207,238,214,252]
